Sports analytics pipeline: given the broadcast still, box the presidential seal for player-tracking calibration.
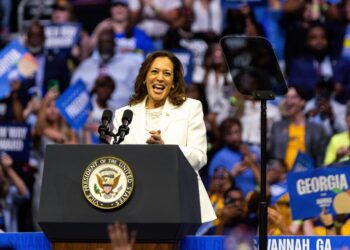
[82,156,134,209]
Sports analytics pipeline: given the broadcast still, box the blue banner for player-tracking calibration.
[55,80,92,131]
[253,236,350,250]
[44,23,81,55]
[287,165,350,220]
[182,236,350,250]
[0,40,38,100]
[171,49,194,84]
[291,151,315,173]
[0,123,31,162]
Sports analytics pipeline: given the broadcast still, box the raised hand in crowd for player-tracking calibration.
[268,206,291,235]
[335,147,350,163]
[320,208,336,236]
[0,153,29,197]
[108,222,136,250]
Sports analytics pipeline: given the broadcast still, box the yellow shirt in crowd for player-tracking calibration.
[285,123,305,171]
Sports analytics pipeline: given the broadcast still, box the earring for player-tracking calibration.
[171,85,175,89]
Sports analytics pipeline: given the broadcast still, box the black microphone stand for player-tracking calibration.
[98,124,130,145]
[98,125,121,145]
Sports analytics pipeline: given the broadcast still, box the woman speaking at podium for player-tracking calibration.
[112,51,216,223]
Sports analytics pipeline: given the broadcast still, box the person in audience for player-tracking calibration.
[324,101,350,165]
[0,80,25,124]
[304,77,346,137]
[0,153,30,232]
[266,159,292,235]
[270,87,328,170]
[129,0,182,49]
[83,75,116,144]
[208,118,260,198]
[90,0,154,56]
[18,21,71,109]
[206,187,257,236]
[47,0,91,63]
[71,28,143,109]
[163,6,210,73]
[233,94,281,147]
[283,0,321,72]
[190,0,223,38]
[288,22,350,102]
[31,89,77,229]
[194,43,234,125]
[222,4,264,37]
[208,168,233,227]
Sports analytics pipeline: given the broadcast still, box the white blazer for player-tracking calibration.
[113,97,216,223]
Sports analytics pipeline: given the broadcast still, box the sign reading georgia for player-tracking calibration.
[82,156,134,209]
[287,165,350,220]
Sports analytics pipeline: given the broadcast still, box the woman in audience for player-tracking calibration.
[31,89,77,229]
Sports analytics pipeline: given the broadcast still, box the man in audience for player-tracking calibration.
[304,77,346,137]
[206,187,257,238]
[129,0,182,49]
[19,21,71,107]
[208,118,260,197]
[270,87,328,170]
[71,28,143,109]
[324,101,350,165]
[288,23,350,102]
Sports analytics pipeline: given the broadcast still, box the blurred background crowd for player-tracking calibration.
[0,0,350,241]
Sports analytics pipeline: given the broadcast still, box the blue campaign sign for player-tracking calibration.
[0,40,28,100]
[44,22,81,55]
[55,80,92,131]
[0,123,31,162]
[171,49,194,84]
[287,165,350,220]
[291,151,315,173]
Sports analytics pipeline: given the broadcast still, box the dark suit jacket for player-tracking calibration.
[269,119,328,167]
[288,56,350,101]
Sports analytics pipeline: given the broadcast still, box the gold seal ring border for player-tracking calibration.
[82,156,135,210]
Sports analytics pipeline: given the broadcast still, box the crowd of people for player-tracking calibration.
[0,0,350,241]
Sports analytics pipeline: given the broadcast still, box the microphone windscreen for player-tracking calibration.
[102,109,113,123]
[122,109,133,123]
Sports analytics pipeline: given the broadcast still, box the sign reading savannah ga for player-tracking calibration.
[82,156,134,209]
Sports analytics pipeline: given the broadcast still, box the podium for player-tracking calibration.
[38,144,201,249]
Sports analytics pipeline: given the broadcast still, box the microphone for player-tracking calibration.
[116,109,133,144]
[98,109,113,143]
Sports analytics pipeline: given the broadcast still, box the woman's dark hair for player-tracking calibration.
[219,117,242,138]
[91,75,116,95]
[129,50,187,106]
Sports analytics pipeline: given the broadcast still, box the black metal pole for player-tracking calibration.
[259,99,268,250]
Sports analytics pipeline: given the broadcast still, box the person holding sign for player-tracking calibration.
[18,21,71,107]
[46,1,91,62]
[112,50,216,223]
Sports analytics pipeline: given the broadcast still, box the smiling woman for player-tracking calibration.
[112,50,216,223]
